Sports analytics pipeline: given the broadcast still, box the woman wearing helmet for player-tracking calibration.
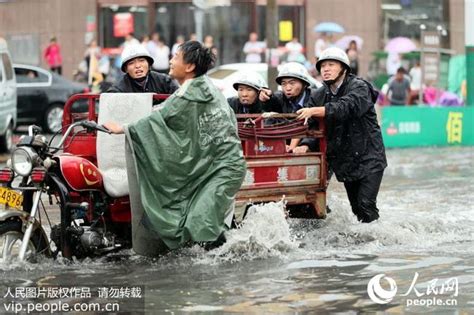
[259,62,323,153]
[296,46,387,223]
[108,44,179,94]
[227,71,266,114]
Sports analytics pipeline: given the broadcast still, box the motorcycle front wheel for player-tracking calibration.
[0,219,49,262]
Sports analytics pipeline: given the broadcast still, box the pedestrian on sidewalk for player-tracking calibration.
[43,36,63,75]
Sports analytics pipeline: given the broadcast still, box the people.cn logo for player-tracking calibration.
[367,274,398,304]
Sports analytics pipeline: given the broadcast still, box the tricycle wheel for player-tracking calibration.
[0,219,49,263]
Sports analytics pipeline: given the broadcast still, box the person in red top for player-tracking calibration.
[43,37,63,75]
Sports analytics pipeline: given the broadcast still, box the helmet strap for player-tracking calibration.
[130,73,149,91]
[134,75,147,83]
[323,68,346,87]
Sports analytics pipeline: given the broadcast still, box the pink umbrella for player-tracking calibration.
[384,37,417,53]
[335,35,364,50]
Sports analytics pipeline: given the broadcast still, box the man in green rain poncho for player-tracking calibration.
[104,41,246,256]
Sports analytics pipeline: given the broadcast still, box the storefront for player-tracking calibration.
[97,0,305,64]
[381,0,451,48]
[98,1,149,54]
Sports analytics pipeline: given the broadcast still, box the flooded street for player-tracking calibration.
[1,146,473,314]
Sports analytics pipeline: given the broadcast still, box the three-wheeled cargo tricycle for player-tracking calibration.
[0,93,327,261]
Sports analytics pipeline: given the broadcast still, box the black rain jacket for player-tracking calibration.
[316,74,387,182]
[227,96,263,114]
[261,87,324,151]
[108,71,179,94]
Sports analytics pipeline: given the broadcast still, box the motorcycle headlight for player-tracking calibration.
[12,147,38,176]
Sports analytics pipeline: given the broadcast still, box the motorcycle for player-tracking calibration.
[0,120,120,262]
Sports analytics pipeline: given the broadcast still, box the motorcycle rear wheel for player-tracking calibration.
[0,219,49,262]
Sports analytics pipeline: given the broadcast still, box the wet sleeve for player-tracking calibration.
[261,94,284,112]
[324,81,372,122]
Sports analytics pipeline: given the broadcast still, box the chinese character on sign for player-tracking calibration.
[398,121,421,134]
[446,112,463,144]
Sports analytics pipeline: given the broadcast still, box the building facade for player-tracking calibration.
[0,0,465,80]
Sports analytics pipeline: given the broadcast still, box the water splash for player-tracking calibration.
[197,201,298,264]
[290,187,474,259]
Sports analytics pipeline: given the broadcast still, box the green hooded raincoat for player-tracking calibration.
[125,75,246,253]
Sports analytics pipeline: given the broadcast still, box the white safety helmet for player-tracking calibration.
[232,71,267,91]
[276,62,312,86]
[315,46,350,73]
[120,44,154,72]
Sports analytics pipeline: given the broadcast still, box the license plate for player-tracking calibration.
[0,187,23,209]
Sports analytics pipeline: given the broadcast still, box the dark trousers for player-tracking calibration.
[343,171,384,223]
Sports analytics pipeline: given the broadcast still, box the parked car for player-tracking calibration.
[207,63,322,98]
[14,64,89,133]
[0,38,17,152]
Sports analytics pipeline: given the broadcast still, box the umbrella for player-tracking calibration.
[335,35,364,50]
[384,37,417,53]
[313,22,345,34]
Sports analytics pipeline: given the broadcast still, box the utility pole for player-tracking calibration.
[466,0,474,106]
[266,0,278,92]
[419,24,426,105]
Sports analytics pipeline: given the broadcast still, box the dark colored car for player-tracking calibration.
[14,64,89,133]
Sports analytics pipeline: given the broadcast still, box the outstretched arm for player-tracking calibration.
[103,121,124,134]
[296,106,326,121]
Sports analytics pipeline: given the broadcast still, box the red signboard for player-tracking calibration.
[113,13,134,37]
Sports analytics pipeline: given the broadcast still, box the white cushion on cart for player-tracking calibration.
[97,93,153,197]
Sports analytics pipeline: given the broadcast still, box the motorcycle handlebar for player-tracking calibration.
[50,120,111,153]
[28,125,43,137]
[81,120,111,134]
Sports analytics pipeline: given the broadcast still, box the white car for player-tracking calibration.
[0,38,17,152]
[207,63,322,99]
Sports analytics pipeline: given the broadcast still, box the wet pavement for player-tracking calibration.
[0,146,473,314]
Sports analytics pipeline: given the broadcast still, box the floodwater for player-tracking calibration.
[0,146,473,314]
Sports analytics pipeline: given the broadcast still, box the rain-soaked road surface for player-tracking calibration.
[0,146,473,314]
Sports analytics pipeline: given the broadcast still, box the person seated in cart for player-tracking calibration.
[104,41,246,255]
[227,71,266,114]
[259,62,323,153]
[108,44,179,95]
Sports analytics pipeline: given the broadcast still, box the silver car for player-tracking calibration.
[0,38,17,153]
